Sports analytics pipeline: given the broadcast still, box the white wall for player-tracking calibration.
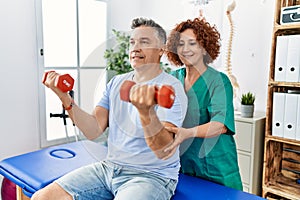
[140,0,224,31]
[0,0,40,158]
[109,0,142,32]
[227,0,275,112]
[0,0,40,193]
[0,0,275,191]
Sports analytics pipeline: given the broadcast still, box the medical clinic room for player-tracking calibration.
[1,0,300,199]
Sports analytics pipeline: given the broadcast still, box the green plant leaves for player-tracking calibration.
[103,29,133,74]
[241,92,255,105]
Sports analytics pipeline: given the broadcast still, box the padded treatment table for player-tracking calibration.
[172,174,264,200]
[0,140,106,198]
[0,140,265,200]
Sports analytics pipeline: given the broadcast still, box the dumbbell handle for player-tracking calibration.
[42,71,74,93]
[120,80,175,109]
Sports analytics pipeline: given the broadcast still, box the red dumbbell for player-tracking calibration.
[120,80,175,109]
[42,71,74,93]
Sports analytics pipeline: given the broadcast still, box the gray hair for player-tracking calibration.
[131,17,166,44]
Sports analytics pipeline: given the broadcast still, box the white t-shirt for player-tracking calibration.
[97,71,187,180]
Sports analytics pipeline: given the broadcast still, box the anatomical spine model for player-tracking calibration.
[225,0,240,97]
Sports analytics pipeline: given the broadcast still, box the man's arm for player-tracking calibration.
[138,106,176,158]
[130,84,178,159]
[69,105,108,140]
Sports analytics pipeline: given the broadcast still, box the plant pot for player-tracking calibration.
[240,104,254,118]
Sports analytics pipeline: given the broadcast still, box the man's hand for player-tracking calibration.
[129,84,156,115]
[42,71,66,97]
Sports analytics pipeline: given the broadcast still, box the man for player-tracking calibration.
[32,17,187,200]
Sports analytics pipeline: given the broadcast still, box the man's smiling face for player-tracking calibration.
[129,26,163,69]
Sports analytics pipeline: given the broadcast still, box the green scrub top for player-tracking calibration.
[171,67,243,190]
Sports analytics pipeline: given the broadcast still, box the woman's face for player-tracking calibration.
[177,29,206,67]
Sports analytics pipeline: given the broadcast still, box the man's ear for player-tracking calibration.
[159,45,166,56]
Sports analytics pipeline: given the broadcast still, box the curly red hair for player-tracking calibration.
[166,18,221,66]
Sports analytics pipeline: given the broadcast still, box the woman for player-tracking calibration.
[165,18,243,190]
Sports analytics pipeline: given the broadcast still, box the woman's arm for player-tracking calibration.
[162,121,227,159]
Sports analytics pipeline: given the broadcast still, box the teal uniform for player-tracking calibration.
[171,67,243,190]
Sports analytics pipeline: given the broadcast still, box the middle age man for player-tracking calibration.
[33,17,188,200]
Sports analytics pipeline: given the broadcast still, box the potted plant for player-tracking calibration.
[103,29,133,81]
[240,92,255,118]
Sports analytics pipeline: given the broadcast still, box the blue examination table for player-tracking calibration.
[0,140,265,199]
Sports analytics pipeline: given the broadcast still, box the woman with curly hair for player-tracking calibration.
[164,18,243,190]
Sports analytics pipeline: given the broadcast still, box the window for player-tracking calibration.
[36,0,108,147]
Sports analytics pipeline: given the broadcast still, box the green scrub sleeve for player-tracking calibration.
[208,73,235,135]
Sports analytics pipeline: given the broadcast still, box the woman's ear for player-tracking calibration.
[202,48,207,56]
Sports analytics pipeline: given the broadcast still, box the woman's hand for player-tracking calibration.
[161,126,196,160]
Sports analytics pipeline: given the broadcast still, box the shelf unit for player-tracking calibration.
[262,0,300,199]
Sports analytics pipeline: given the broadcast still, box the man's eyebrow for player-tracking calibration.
[140,37,150,40]
[130,37,150,41]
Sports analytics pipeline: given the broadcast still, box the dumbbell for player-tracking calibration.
[120,80,175,109]
[42,71,74,93]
